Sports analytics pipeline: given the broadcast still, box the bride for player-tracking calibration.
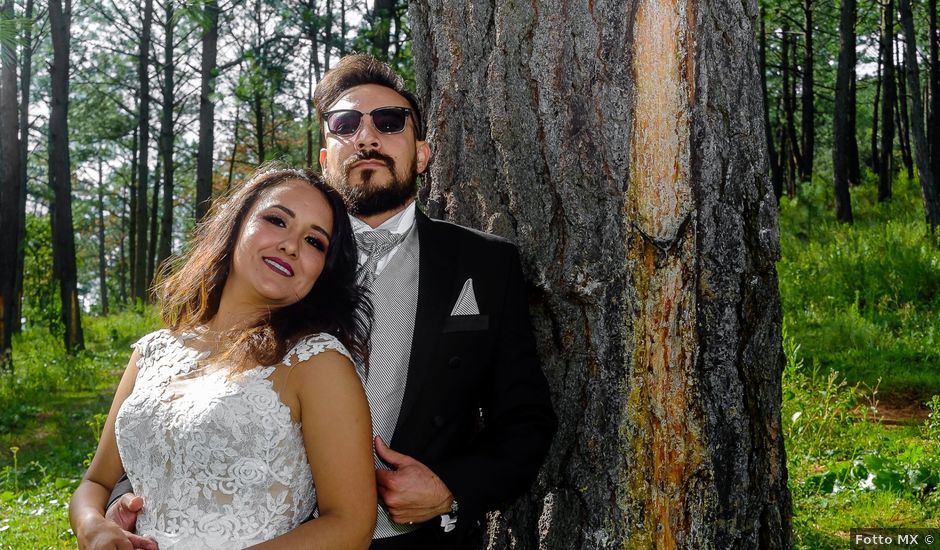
[69,165,376,549]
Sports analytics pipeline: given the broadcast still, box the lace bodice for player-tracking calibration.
[115,329,356,549]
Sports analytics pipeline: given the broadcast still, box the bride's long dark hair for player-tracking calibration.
[154,163,371,370]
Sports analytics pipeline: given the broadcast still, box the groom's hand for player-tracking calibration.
[104,494,158,550]
[374,436,454,525]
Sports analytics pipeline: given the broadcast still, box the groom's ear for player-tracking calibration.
[416,141,431,174]
[319,148,328,168]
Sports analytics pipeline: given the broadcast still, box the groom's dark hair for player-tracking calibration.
[313,53,425,140]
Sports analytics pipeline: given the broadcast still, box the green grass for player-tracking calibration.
[781,173,940,548]
[0,308,159,549]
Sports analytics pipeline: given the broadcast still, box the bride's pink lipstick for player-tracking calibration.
[262,256,294,277]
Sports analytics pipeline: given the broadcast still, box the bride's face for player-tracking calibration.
[225,180,334,311]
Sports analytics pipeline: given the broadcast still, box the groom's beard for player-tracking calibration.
[330,149,418,217]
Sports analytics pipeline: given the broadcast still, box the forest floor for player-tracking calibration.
[1,175,938,549]
[780,174,940,548]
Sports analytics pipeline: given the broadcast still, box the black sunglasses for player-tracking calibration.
[321,107,413,136]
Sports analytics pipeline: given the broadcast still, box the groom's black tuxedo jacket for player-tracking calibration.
[387,210,556,544]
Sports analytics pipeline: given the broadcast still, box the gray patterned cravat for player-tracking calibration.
[356,229,408,288]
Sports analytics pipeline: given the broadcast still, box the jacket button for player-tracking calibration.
[433,415,446,427]
[448,356,461,369]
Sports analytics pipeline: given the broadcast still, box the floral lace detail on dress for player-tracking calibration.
[115,330,354,549]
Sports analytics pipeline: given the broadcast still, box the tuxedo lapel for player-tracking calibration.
[391,210,458,444]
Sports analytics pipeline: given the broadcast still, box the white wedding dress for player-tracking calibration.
[115,329,356,549]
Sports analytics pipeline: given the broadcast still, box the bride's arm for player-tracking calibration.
[69,350,155,550]
[249,349,377,550]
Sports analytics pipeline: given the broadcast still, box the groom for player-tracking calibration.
[108,54,556,549]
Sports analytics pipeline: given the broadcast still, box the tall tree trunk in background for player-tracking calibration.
[48,0,84,352]
[339,0,347,56]
[899,0,940,231]
[13,0,35,334]
[847,46,860,185]
[97,156,109,315]
[799,0,815,182]
[157,0,175,277]
[895,46,914,180]
[929,0,939,189]
[0,0,20,369]
[195,0,219,222]
[834,0,856,223]
[119,185,129,305]
[412,0,791,546]
[760,7,783,200]
[147,163,160,289]
[128,123,139,294]
[872,48,881,172]
[782,25,801,196]
[226,97,241,191]
[370,0,395,59]
[880,0,896,201]
[133,0,154,302]
[251,0,266,163]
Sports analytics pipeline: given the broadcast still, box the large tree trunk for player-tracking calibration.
[833,0,856,223]
[157,0,175,277]
[133,0,154,302]
[760,8,783,201]
[880,0,896,202]
[195,0,219,222]
[899,0,940,231]
[799,0,815,182]
[13,0,34,334]
[0,0,20,369]
[48,0,84,352]
[411,0,791,547]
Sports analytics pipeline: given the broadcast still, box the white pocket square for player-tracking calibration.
[450,278,480,315]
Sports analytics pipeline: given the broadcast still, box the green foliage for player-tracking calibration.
[782,172,940,548]
[779,174,940,395]
[0,310,159,548]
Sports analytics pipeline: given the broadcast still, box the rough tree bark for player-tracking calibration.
[833,0,856,223]
[799,0,815,182]
[48,0,84,352]
[195,0,219,222]
[898,0,940,231]
[0,0,19,369]
[411,0,791,547]
[880,0,896,202]
[133,0,154,301]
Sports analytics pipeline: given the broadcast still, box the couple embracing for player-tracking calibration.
[69,54,556,550]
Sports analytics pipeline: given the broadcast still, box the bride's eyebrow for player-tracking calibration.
[271,204,332,242]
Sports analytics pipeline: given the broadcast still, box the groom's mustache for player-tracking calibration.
[342,150,396,177]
